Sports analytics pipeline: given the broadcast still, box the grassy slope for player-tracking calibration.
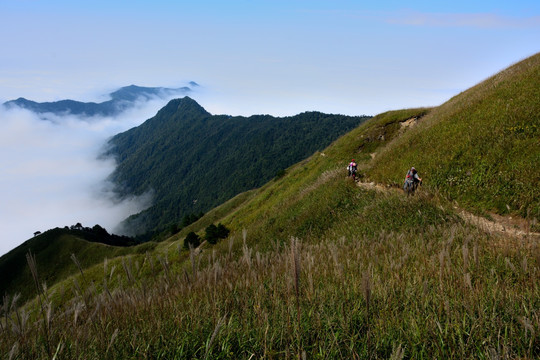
[366,53,540,217]
[0,229,157,304]
[1,55,539,359]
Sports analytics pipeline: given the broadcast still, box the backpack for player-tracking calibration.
[406,170,413,179]
[406,169,417,182]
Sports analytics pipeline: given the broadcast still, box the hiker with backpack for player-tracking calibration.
[403,166,422,195]
[347,159,358,180]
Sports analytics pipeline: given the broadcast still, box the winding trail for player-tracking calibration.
[355,180,540,242]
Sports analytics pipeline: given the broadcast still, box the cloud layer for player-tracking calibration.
[0,97,176,256]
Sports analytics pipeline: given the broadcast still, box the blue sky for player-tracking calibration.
[1,0,539,115]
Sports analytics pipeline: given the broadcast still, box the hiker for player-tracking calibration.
[347,159,358,179]
[403,166,422,194]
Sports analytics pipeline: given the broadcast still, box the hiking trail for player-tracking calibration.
[355,180,540,242]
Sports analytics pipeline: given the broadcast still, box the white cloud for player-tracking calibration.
[387,11,540,29]
[0,96,179,256]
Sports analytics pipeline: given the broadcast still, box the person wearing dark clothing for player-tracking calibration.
[403,166,422,194]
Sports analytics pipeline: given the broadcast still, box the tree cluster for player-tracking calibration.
[63,223,138,247]
[183,223,230,249]
[204,223,230,245]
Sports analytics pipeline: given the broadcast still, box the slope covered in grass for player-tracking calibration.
[5,112,536,357]
[0,228,155,304]
[366,53,540,218]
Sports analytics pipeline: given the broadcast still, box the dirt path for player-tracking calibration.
[457,209,539,240]
[355,180,540,241]
[356,181,392,193]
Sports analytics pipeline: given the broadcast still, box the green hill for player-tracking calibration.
[1,54,538,359]
[107,97,369,235]
[0,226,154,304]
[366,54,540,218]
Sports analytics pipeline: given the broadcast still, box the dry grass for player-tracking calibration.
[1,219,538,359]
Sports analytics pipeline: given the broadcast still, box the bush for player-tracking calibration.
[205,224,218,244]
[205,223,230,245]
[216,223,230,239]
[183,231,200,249]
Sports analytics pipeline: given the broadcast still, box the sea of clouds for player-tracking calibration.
[0,95,182,256]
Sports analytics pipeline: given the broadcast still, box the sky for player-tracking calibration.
[0,0,539,255]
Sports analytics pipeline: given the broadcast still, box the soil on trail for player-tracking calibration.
[355,180,540,242]
[457,210,539,242]
[356,181,393,193]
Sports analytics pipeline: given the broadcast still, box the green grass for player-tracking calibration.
[4,121,537,358]
[0,228,156,304]
[366,53,540,218]
[2,196,537,358]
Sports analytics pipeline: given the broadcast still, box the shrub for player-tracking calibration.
[183,231,200,249]
[205,224,219,244]
[205,223,230,245]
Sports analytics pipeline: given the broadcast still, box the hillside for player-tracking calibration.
[107,97,370,235]
[0,225,153,304]
[2,84,193,117]
[1,54,538,359]
[366,53,540,218]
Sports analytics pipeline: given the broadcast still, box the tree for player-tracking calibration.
[169,223,180,235]
[205,224,219,245]
[184,232,200,249]
[216,223,230,239]
[181,215,192,228]
[92,224,109,238]
[181,212,204,228]
[205,223,230,245]
[71,223,83,230]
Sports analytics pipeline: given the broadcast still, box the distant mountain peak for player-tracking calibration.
[162,96,210,117]
[176,96,201,106]
[109,85,191,102]
[3,83,197,117]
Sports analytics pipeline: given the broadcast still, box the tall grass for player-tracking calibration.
[2,202,538,359]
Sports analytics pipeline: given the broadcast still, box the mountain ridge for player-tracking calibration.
[106,96,370,235]
[0,225,152,303]
[2,84,195,117]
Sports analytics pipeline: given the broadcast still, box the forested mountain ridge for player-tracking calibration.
[2,84,194,117]
[107,97,370,235]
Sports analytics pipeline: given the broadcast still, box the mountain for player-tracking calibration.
[106,97,370,235]
[1,54,539,358]
[2,84,194,117]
